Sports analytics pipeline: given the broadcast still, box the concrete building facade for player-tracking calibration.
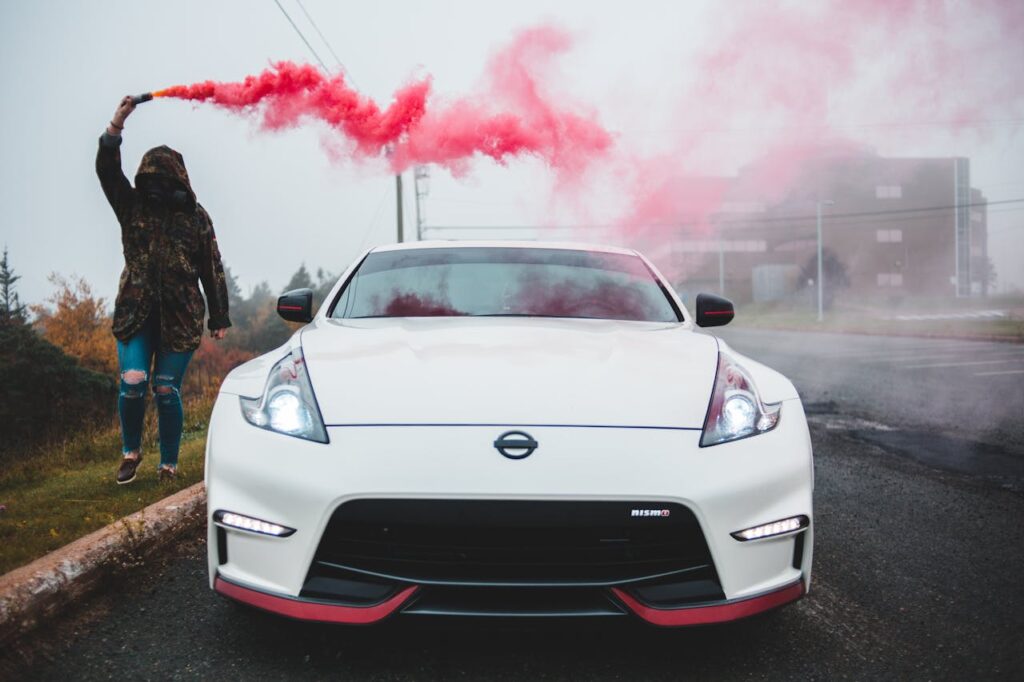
[656,152,989,304]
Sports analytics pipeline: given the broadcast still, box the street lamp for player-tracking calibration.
[816,199,834,322]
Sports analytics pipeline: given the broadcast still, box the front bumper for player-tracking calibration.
[214,574,804,626]
[205,394,814,626]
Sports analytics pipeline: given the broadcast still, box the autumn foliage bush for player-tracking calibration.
[0,260,331,464]
[31,274,118,375]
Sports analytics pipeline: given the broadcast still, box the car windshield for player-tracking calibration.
[330,247,680,322]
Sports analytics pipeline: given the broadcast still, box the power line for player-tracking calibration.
[271,0,329,72]
[626,119,1024,136]
[293,0,357,87]
[423,198,1024,232]
[718,198,1024,225]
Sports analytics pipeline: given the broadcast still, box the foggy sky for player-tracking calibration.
[1,0,1021,308]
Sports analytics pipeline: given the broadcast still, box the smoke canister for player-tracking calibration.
[131,93,154,105]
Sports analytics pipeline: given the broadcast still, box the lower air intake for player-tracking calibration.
[307,499,717,586]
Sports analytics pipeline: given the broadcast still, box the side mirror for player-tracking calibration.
[695,293,734,327]
[277,288,314,323]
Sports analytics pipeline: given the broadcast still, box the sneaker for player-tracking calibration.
[117,454,142,485]
[158,465,177,482]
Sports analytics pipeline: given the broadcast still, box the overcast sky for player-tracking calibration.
[1,0,1021,307]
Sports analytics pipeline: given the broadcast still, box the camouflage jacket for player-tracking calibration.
[96,135,231,353]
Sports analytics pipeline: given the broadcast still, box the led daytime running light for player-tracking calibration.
[732,515,808,541]
[214,510,295,537]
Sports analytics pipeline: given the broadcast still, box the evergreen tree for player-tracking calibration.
[800,249,850,310]
[224,265,244,309]
[285,264,314,292]
[0,246,27,324]
[314,267,337,309]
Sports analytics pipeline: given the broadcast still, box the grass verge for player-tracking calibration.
[0,396,213,575]
[732,307,1024,342]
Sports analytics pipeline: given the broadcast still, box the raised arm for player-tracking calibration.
[95,96,137,227]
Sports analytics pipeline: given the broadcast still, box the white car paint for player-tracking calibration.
[206,241,813,625]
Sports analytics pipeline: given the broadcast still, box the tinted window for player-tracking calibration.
[331,248,680,322]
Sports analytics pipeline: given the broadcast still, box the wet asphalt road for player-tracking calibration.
[718,328,1024,490]
[7,329,1024,680]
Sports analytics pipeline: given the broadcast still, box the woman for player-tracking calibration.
[96,96,231,484]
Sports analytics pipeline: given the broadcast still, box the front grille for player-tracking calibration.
[308,499,716,586]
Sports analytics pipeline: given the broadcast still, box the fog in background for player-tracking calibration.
[1,0,1022,306]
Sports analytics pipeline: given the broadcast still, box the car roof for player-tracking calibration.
[369,240,639,256]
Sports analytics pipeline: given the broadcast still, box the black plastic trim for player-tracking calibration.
[401,586,628,618]
[313,559,714,589]
[216,526,228,565]
[792,530,806,569]
[311,499,718,588]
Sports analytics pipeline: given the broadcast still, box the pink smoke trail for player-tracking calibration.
[154,26,612,176]
[613,0,1024,244]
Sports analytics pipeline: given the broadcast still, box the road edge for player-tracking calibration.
[730,324,1022,344]
[0,482,205,647]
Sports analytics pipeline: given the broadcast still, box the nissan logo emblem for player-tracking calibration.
[493,431,538,459]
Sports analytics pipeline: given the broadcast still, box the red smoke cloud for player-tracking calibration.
[155,26,611,176]
[376,292,464,317]
[511,276,659,321]
[152,8,1021,254]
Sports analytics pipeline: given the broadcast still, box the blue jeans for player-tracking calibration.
[117,316,194,468]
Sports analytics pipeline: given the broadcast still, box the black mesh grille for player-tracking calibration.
[309,499,716,586]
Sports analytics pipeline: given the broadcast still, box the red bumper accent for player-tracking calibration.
[215,577,418,624]
[612,580,805,626]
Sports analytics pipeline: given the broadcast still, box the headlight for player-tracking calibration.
[240,348,328,443]
[700,351,781,447]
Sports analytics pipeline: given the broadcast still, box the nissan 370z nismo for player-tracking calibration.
[205,242,813,626]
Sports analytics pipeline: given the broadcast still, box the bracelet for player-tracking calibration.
[109,120,124,130]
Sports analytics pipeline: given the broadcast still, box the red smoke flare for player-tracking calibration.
[152,27,611,175]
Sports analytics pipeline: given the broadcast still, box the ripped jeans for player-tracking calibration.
[117,315,194,468]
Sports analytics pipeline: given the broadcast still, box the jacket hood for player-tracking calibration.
[135,145,196,205]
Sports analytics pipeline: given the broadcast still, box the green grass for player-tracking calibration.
[0,398,213,575]
[732,304,1024,342]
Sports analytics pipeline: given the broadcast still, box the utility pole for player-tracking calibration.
[395,173,404,243]
[712,213,725,296]
[816,199,834,322]
[718,235,725,296]
[414,165,430,241]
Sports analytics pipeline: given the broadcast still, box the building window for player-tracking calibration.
[877,273,903,287]
[876,229,903,243]
[875,185,903,199]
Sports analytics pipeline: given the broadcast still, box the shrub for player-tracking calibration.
[0,320,116,463]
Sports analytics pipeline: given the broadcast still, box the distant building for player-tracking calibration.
[655,152,989,303]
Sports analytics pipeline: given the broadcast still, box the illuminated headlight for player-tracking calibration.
[700,351,782,447]
[731,515,809,541]
[240,348,328,443]
[213,510,296,537]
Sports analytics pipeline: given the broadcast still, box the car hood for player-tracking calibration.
[297,317,719,428]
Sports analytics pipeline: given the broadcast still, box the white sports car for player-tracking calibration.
[205,242,813,626]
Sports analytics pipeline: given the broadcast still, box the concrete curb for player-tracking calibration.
[0,482,206,646]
